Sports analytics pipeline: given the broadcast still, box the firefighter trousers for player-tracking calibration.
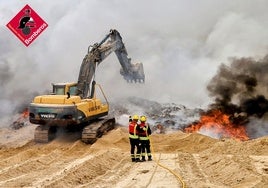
[140,139,152,160]
[129,138,141,161]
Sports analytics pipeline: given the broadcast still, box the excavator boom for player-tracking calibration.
[76,29,145,99]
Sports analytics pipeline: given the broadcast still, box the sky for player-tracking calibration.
[0,0,268,123]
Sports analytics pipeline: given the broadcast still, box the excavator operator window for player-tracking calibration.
[53,86,65,95]
[69,86,77,96]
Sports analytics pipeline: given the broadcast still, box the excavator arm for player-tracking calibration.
[76,29,145,99]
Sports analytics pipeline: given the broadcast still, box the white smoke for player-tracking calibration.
[1,0,268,126]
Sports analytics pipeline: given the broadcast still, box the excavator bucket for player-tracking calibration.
[120,62,145,83]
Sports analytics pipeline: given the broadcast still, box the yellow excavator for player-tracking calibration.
[29,29,145,143]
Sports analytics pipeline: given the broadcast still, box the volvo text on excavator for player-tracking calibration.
[29,29,145,143]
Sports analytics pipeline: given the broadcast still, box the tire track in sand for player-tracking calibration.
[81,153,181,188]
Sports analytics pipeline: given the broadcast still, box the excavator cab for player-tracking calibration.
[52,83,77,95]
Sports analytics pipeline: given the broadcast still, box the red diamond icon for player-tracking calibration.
[6,4,48,47]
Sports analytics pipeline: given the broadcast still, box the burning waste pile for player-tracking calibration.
[9,96,202,134]
[10,108,30,130]
[186,55,268,141]
[111,97,202,134]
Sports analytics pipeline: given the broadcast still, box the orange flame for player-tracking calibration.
[11,108,29,129]
[21,108,29,118]
[185,109,249,141]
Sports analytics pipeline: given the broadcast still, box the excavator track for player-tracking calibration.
[81,117,116,144]
[34,125,57,143]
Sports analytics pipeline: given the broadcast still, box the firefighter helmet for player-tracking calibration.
[140,115,146,122]
[132,114,139,120]
[18,16,31,29]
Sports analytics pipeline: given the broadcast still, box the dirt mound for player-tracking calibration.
[151,131,218,153]
[0,126,267,187]
[90,126,130,153]
[201,135,268,156]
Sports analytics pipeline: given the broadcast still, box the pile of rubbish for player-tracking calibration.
[111,97,201,133]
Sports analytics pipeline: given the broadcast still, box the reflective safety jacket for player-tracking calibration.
[139,122,151,140]
[129,121,139,139]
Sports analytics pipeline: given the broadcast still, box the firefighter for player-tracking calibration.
[139,115,152,161]
[128,115,143,162]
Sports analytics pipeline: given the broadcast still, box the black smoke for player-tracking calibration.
[207,55,268,138]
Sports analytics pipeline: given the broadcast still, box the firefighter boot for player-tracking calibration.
[132,158,136,162]
[142,156,146,161]
[135,158,143,162]
[148,156,152,161]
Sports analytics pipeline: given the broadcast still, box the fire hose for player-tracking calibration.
[148,136,186,188]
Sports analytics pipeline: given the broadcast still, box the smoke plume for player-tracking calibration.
[207,56,268,115]
[207,55,268,138]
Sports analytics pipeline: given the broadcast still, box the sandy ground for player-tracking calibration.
[0,124,267,188]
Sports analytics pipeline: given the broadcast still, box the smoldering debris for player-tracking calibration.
[111,97,201,132]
